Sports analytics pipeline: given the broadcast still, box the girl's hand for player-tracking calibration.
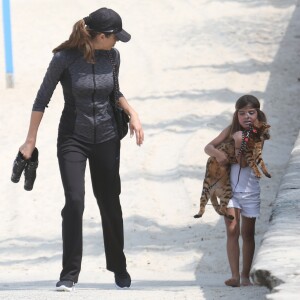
[232,131,247,167]
[232,131,243,147]
[215,150,229,166]
[129,113,144,146]
[19,141,36,160]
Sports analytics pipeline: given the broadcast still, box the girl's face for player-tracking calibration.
[237,105,258,129]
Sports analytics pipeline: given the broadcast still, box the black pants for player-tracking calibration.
[57,137,126,283]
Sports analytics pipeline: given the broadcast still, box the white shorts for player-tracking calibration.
[227,192,261,218]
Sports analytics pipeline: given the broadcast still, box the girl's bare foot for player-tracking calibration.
[241,277,253,286]
[225,277,240,287]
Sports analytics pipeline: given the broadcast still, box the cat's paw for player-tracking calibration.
[194,214,202,218]
[226,214,234,221]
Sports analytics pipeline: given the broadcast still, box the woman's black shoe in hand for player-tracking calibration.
[24,148,39,191]
[11,151,27,183]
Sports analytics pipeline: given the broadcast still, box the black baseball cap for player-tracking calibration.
[83,8,131,42]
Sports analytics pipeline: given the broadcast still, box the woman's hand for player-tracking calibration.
[129,113,144,146]
[117,97,144,146]
[19,141,36,160]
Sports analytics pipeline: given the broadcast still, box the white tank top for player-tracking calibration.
[230,164,260,192]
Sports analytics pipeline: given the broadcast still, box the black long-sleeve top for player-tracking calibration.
[33,48,123,144]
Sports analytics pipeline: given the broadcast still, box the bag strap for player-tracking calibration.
[106,49,120,106]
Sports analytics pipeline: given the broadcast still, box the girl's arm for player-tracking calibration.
[19,111,44,159]
[204,126,231,165]
[118,96,144,146]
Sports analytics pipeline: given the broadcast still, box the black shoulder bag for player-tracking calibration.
[107,50,130,140]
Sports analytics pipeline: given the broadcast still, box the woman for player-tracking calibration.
[19,7,143,291]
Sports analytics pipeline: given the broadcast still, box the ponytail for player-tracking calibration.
[53,20,98,63]
[256,108,267,122]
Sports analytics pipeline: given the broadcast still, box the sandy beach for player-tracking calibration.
[1,0,300,299]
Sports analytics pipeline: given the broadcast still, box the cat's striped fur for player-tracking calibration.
[194,121,271,220]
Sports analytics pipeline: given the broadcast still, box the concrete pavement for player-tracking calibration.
[251,131,300,300]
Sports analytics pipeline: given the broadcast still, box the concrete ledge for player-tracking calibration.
[251,131,300,299]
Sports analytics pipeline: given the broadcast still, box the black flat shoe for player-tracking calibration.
[114,270,131,288]
[24,148,39,191]
[11,151,27,183]
[56,280,74,292]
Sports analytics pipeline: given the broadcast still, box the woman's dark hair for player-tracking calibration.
[52,20,111,63]
[229,95,267,135]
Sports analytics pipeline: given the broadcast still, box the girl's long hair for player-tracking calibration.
[229,95,267,136]
[53,20,99,63]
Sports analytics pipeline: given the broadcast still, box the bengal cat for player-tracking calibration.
[194,121,271,220]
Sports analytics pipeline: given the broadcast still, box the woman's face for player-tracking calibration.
[237,105,258,129]
[103,34,118,49]
[93,33,118,50]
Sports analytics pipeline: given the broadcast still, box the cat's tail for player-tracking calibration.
[194,189,209,218]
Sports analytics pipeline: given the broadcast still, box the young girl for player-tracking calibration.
[204,95,269,287]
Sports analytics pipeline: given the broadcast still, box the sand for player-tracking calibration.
[0,0,300,299]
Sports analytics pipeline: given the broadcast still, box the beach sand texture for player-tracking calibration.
[1,0,300,299]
